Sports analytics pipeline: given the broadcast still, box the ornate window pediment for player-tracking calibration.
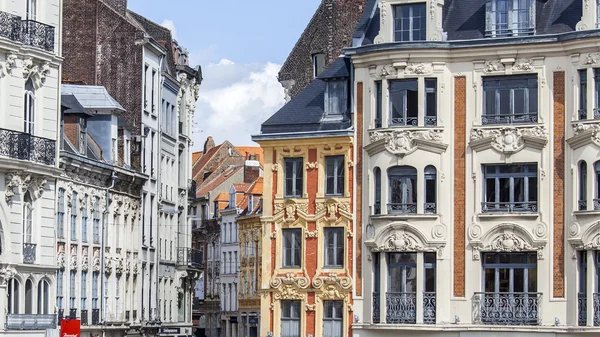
[270,272,310,290]
[569,220,600,251]
[568,123,600,149]
[315,199,351,224]
[366,129,447,157]
[273,199,309,224]
[470,126,548,154]
[312,273,352,290]
[365,222,445,253]
[470,223,546,260]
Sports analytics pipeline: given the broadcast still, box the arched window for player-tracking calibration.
[25,279,33,314]
[424,166,437,214]
[23,191,33,244]
[595,161,600,210]
[8,278,20,314]
[580,161,588,210]
[37,279,49,314]
[374,167,381,214]
[388,166,417,214]
[24,79,35,135]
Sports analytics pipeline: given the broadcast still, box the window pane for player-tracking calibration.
[513,268,524,292]
[499,89,510,114]
[425,267,435,292]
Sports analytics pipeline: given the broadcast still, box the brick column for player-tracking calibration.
[553,71,565,298]
[356,82,364,297]
[453,76,466,298]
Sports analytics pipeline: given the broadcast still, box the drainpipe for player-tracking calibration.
[101,171,117,327]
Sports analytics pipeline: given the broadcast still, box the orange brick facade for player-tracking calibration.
[356,82,363,297]
[453,76,466,298]
[553,71,565,298]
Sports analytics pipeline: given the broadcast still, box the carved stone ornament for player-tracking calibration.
[0,266,16,285]
[285,203,296,222]
[115,258,124,275]
[371,64,397,79]
[373,231,431,252]
[404,63,433,75]
[470,126,548,153]
[574,233,600,250]
[316,201,350,216]
[305,230,318,239]
[22,58,51,89]
[270,272,310,289]
[80,250,89,272]
[132,259,139,277]
[273,284,306,301]
[569,123,600,149]
[312,273,353,290]
[581,52,600,66]
[512,58,534,72]
[104,256,113,274]
[57,245,66,270]
[69,249,78,270]
[305,304,316,312]
[318,285,346,301]
[0,53,17,78]
[305,162,318,170]
[92,250,101,272]
[472,232,544,260]
[380,1,387,25]
[367,129,446,156]
[484,60,505,73]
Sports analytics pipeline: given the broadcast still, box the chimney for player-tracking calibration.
[244,159,261,183]
[203,136,215,153]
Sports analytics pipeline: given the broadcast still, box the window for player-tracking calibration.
[325,80,348,117]
[389,80,418,126]
[78,118,87,154]
[579,69,588,120]
[424,166,437,214]
[595,161,600,210]
[594,69,600,119]
[92,272,99,309]
[393,3,426,42]
[229,188,235,209]
[313,53,326,77]
[284,158,303,198]
[482,75,538,125]
[248,194,254,211]
[486,0,534,37]
[57,270,64,310]
[69,271,76,308]
[481,252,538,325]
[24,79,35,134]
[324,228,344,268]
[144,65,149,109]
[38,279,49,314]
[425,79,437,126]
[92,197,100,244]
[57,188,65,239]
[375,81,382,128]
[387,253,417,324]
[81,271,87,310]
[323,301,343,337]
[82,197,88,242]
[325,156,344,196]
[482,163,537,213]
[151,69,157,112]
[281,300,301,337]
[23,191,33,244]
[8,279,20,314]
[580,161,588,211]
[282,228,302,268]
[26,0,36,20]
[71,192,77,241]
[25,279,33,314]
[374,167,381,215]
[115,276,120,315]
[388,166,417,214]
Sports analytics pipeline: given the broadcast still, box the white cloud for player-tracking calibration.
[160,19,178,41]
[192,60,285,148]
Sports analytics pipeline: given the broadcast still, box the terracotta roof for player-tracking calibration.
[248,177,264,194]
[213,192,229,202]
[192,143,223,180]
[235,146,264,166]
[192,151,202,165]
[234,183,251,193]
[196,166,243,196]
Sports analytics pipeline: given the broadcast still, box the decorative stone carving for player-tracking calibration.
[380,1,387,25]
[570,123,600,149]
[534,222,548,239]
[285,203,296,222]
[312,273,353,290]
[371,64,397,79]
[575,234,600,250]
[80,248,89,272]
[270,272,310,289]
[22,58,50,89]
[484,60,505,73]
[569,222,581,237]
[0,266,16,285]
[431,224,447,239]
[470,126,548,153]
[366,222,375,240]
[57,245,66,270]
[305,162,318,170]
[115,258,124,275]
[468,223,483,240]
[580,52,600,65]
[367,129,446,156]
[305,304,316,311]
[104,256,113,274]
[273,285,306,301]
[271,163,278,172]
[512,58,534,71]
[404,63,433,75]
[132,259,139,277]
[305,230,318,238]
[273,203,284,216]
[92,250,101,272]
[69,248,78,270]
[318,285,345,301]
[0,53,17,77]
[473,232,544,260]
[373,232,424,252]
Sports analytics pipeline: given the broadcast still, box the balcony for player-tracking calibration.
[6,314,57,330]
[386,292,416,324]
[390,117,418,127]
[482,113,537,125]
[481,201,537,214]
[424,203,436,214]
[578,293,600,326]
[595,199,600,211]
[81,309,88,326]
[69,308,77,319]
[0,11,55,52]
[387,203,417,215]
[57,309,64,323]
[473,292,542,326]
[373,293,380,323]
[188,179,197,201]
[177,247,204,269]
[23,243,36,264]
[91,309,100,325]
[0,128,56,166]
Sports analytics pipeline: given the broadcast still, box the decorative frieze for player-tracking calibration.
[404,63,433,75]
[372,232,425,252]
[5,172,46,204]
[22,58,50,89]
[483,60,505,73]
[471,231,545,260]
[312,273,352,290]
[0,53,17,78]
[270,272,310,290]
[470,126,548,153]
[366,129,447,156]
[568,123,600,149]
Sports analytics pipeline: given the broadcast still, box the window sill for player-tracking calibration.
[573,210,600,217]
[371,213,439,220]
[477,212,539,219]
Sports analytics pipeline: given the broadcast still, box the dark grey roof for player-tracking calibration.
[61,94,89,115]
[62,84,126,112]
[353,0,378,39]
[260,58,352,135]
[362,6,380,46]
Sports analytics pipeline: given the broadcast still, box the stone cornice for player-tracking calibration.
[365,128,447,156]
[470,125,548,154]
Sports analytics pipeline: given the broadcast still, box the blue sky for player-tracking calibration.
[128,0,321,148]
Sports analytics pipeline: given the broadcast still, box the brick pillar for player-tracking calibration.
[356,82,363,297]
[453,76,466,298]
[553,71,565,298]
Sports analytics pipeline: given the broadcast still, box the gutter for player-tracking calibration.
[251,128,354,142]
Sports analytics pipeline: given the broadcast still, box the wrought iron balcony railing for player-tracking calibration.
[579,109,587,121]
[424,202,436,214]
[424,116,437,127]
[91,309,100,325]
[473,292,542,326]
[388,203,417,214]
[374,118,382,128]
[23,243,36,264]
[57,309,64,323]
[594,199,600,211]
[595,293,600,326]
[389,116,418,127]
[579,200,588,211]
[386,292,416,324]
[372,292,380,323]
[21,20,55,52]
[6,314,57,330]
[481,201,537,213]
[0,128,56,166]
[81,309,88,326]
[188,179,197,201]
[177,247,204,269]
[69,308,77,319]
[423,292,436,324]
[579,293,587,326]
[481,113,538,125]
[0,11,20,41]
[374,202,381,215]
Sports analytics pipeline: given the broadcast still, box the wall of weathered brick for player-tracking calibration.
[278,0,366,99]
[63,114,79,150]
[454,76,466,298]
[553,71,565,298]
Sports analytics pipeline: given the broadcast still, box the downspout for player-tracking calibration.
[101,171,117,329]
[154,52,165,323]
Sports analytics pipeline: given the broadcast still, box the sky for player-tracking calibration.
[127,0,322,150]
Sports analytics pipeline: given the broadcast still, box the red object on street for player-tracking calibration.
[60,319,81,337]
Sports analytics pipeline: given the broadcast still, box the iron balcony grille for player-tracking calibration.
[579,293,587,326]
[596,293,600,326]
[424,203,436,214]
[21,20,55,52]
[23,243,36,264]
[387,203,417,214]
[389,117,418,127]
[69,308,77,319]
[0,128,56,166]
[481,113,537,125]
[81,309,88,326]
[481,201,537,213]
[579,109,587,120]
[386,292,417,324]
[579,200,587,211]
[485,27,534,38]
[177,247,204,268]
[423,292,436,324]
[372,292,380,323]
[6,314,57,330]
[0,11,20,41]
[594,199,600,211]
[91,309,100,325]
[473,292,542,326]
[424,116,437,126]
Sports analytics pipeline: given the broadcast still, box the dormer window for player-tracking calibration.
[78,118,87,154]
[393,3,426,42]
[313,53,326,78]
[324,80,348,119]
[229,187,235,209]
[486,0,534,37]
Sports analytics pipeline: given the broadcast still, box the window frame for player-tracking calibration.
[280,300,301,337]
[389,79,419,127]
[482,163,538,213]
[57,188,65,239]
[375,81,382,128]
[323,300,344,337]
[388,166,418,214]
[324,227,344,268]
[486,0,535,37]
[24,79,35,135]
[284,158,304,198]
[282,228,302,268]
[393,3,427,42]
[70,192,77,241]
[325,155,345,196]
[579,161,588,211]
[579,69,588,120]
[324,79,348,118]
[482,75,538,125]
[424,165,437,214]
[23,191,33,244]
[313,53,326,78]
[425,78,438,126]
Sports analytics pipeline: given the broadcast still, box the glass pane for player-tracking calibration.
[498,268,510,292]
[407,88,418,119]
[528,175,537,202]
[389,265,404,292]
[484,253,497,264]
[484,90,497,115]
[425,178,436,203]
[484,268,496,292]
[499,89,510,114]
[529,86,538,114]
[405,265,417,292]
[513,89,525,115]
[486,178,496,202]
[514,177,524,202]
[513,268,525,292]
[425,267,435,292]
[499,177,510,203]
[527,268,537,292]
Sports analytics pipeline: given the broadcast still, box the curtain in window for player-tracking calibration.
[285,159,303,197]
[324,228,343,267]
[389,80,418,126]
[325,80,347,116]
[281,301,301,337]
[323,301,343,337]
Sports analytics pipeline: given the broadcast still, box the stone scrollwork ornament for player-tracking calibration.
[470,126,548,153]
[115,258,124,275]
[270,272,310,289]
[0,266,16,285]
[373,232,424,252]
[368,129,445,156]
[273,285,306,301]
[312,273,353,290]
[22,58,51,89]
[483,60,505,73]
[92,250,101,272]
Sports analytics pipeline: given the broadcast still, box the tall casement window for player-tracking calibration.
[480,252,539,325]
[24,79,35,134]
[151,69,157,112]
[375,81,382,128]
[387,253,417,324]
[388,166,417,214]
[389,79,418,126]
[92,272,99,309]
[144,65,149,109]
[38,279,49,314]
[282,228,302,268]
[372,252,380,323]
[482,75,538,125]
[423,252,437,324]
[281,300,301,337]
[25,279,33,314]
[92,197,100,244]
[81,271,87,310]
[325,80,348,118]
[595,69,600,119]
[57,270,64,312]
[325,155,344,196]
[393,3,426,42]
[486,0,534,37]
[374,167,381,215]
[26,0,36,20]
[425,79,437,126]
[579,161,588,210]
[595,161,600,210]
[82,197,88,243]
[424,166,437,214]
[324,227,344,268]
[482,163,537,213]
[579,69,588,120]
[577,251,600,326]
[323,301,343,337]
[115,276,120,315]
[578,251,587,326]
[69,271,76,309]
[284,158,303,198]
[23,191,33,244]
[8,279,20,313]
[57,188,65,239]
[313,53,326,78]
[71,192,77,241]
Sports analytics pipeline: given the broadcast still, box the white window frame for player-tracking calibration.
[24,79,35,135]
